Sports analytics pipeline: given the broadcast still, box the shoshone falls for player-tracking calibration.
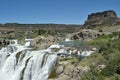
[0,39,95,80]
[0,40,58,80]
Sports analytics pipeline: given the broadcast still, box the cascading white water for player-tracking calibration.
[0,42,58,80]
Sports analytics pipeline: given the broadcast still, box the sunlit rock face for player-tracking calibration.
[87,10,117,20]
[84,10,120,27]
[0,42,57,80]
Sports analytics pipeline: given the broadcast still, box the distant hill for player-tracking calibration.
[0,23,81,33]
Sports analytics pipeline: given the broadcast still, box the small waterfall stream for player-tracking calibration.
[0,41,58,80]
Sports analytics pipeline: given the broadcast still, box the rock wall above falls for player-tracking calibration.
[88,10,117,20]
[84,10,120,27]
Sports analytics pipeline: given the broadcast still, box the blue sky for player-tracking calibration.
[0,0,120,24]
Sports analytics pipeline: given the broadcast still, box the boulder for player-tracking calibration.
[58,61,70,66]
[64,64,74,75]
[96,64,106,71]
[56,65,64,75]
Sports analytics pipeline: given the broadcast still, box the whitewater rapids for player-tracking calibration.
[0,43,58,80]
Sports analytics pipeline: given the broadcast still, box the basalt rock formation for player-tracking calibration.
[0,23,81,33]
[66,29,103,41]
[84,10,120,27]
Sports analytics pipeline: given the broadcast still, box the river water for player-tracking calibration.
[0,42,57,80]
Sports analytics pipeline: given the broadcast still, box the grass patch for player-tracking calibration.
[79,53,106,67]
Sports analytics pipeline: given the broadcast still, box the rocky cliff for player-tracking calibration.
[0,23,81,33]
[66,29,104,41]
[84,10,120,27]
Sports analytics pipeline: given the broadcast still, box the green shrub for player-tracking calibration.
[89,35,111,48]
[81,67,104,80]
[101,51,120,76]
[84,33,120,79]
[79,53,106,66]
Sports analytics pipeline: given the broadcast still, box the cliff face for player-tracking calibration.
[87,10,117,20]
[66,29,104,41]
[67,10,120,41]
[84,10,120,27]
[0,24,81,33]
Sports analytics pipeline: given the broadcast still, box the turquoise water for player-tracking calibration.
[58,40,87,60]
[58,40,86,49]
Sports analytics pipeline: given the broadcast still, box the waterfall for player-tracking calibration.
[0,43,57,80]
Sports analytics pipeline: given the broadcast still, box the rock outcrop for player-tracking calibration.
[66,29,103,41]
[31,35,61,49]
[88,10,117,20]
[84,10,120,27]
[49,64,90,80]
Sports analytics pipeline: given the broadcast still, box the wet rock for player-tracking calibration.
[58,61,70,66]
[92,47,97,51]
[72,49,78,54]
[56,65,64,75]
